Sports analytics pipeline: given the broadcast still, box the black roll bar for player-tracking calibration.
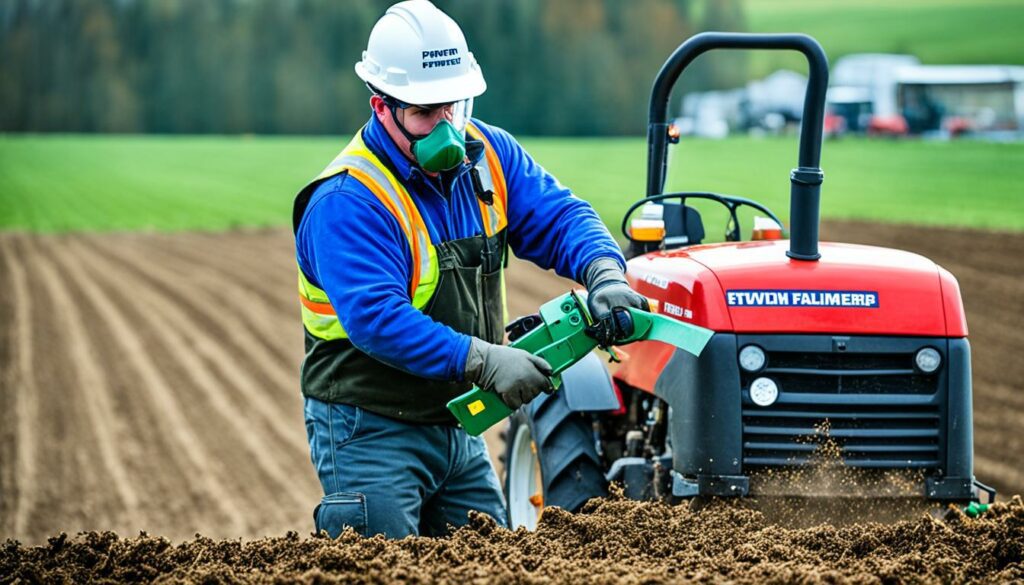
[646,32,828,260]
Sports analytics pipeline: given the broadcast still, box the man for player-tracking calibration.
[293,0,647,539]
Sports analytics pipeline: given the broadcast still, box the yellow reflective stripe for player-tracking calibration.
[298,269,347,340]
[411,245,440,309]
[333,155,417,238]
[345,167,422,294]
[343,139,430,250]
[390,181,433,292]
[415,229,430,291]
[298,246,440,342]
[317,156,350,181]
[332,133,433,297]
[298,271,329,304]
[300,304,347,340]
[350,149,433,292]
[316,133,373,180]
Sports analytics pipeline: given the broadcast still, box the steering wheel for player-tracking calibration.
[621,191,787,244]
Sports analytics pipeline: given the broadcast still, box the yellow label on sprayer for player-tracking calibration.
[468,400,486,416]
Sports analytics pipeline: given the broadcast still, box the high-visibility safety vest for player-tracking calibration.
[296,122,509,342]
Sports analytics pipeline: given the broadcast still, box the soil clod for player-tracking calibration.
[2,496,1023,584]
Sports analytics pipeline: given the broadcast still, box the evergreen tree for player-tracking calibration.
[0,0,747,135]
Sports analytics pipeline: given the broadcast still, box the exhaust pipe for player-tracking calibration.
[787,167,824,261]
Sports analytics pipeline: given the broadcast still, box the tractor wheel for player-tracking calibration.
[503,391,607,530]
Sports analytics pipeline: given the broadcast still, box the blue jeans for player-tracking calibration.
[304,397,508,538]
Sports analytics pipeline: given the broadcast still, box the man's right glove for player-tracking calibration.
[463,338,553,410]
[583,257,649,346]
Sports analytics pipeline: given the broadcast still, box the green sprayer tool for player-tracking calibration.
[447,291,714,436]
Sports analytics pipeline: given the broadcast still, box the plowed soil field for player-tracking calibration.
[1,221,1022,583]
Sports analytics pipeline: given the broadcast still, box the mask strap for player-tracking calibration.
[384,101,425,146]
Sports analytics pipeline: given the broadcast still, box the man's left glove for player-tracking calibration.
[463,338,554,410]
[583,257,649,346]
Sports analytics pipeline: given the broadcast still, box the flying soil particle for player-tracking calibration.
[745,419,937,528]
[2,495,1022,584]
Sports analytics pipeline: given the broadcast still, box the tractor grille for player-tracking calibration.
[740,345,944,469]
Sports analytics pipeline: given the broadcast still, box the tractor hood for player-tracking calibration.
[625,240,967,337]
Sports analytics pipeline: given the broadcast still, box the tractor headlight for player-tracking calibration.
[915,347,942,373]
[739,345,767,372]
[749,377,779,407]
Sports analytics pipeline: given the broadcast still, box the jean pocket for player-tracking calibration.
[328,403,363,447]
[314,491,368,538]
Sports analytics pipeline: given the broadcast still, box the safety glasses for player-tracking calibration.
[384,95,474,133]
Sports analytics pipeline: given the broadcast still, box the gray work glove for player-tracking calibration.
[583,257,649,346]
[464,337,553,410]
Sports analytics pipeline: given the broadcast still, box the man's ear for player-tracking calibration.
[370,95,388,122]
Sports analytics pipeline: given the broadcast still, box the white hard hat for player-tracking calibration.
[355,0,486,105]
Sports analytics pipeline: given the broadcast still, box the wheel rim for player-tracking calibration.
[508,422,544,530]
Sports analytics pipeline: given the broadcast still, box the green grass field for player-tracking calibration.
[0,135,329,232]
[1,134,1022,236]
[744,0,1024,78]
[533,135,1024,236]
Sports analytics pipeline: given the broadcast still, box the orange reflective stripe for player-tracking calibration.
[390,178,431,289]
[300,294,336,316]
[362,159,433,292]
[347,167,422,295]
[468,124,508,222]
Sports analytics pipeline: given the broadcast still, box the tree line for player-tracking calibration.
[0,0,747,136]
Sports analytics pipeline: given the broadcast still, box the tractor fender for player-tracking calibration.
[558,351,620,412]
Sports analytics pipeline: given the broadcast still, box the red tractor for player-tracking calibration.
[503,33,994,529]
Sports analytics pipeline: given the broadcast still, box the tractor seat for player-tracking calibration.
[663,202,705,249]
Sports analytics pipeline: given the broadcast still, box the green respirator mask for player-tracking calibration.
[384,95,467,173]
[409,120,466,173]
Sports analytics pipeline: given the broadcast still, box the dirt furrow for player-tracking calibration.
[89,233,299,383]
[0,236,38,536]
[65,236,311,516]
[31,243,142,529]
[29,235,229,538]
[175,229,296,305]
[46,236,249,536]
[164,230,297,310]
[0,241,13,531]
[7,235,115,536]
[974,382,1024,412]
[81,236,307,454]
[101,231,299,336]
[822,220,1024,279]
[191,228,298,276]
[973,403,1024,480]
[107,231,301,373]
[955,311,1023,389]
[975,455,1024,495]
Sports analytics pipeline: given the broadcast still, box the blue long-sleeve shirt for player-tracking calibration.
[295,114,624,382]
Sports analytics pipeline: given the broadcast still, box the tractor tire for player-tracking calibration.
[503,390,607,530]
